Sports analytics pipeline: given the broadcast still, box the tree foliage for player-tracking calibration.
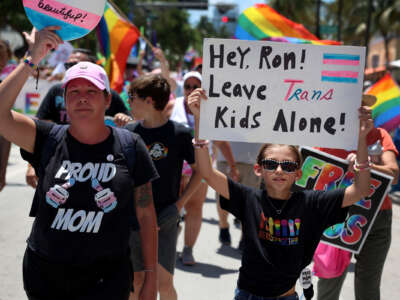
[0,1,32,52]
[326,0,400,65]
[325,0,370,45]
[270,0,400,65]
[128,1,197,68]
[130,0,231,68]
[153,9,195,65]
[191,15,231,57]
[0,2,31,34]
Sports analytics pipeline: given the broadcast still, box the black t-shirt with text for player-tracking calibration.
[36,83,129,124]
[21,120,158,264]
[220,178,348,297]
[125,120,194,215]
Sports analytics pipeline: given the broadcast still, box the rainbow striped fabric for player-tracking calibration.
[367,73,400,131]
[97,1,140,93]
[235,4,340,46]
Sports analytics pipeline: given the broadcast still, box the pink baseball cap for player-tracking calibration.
[62,62,110,93]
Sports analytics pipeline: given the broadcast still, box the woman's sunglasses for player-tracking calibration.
[64,61,78,70]
[184,84,199,90]
[261,159,299,173]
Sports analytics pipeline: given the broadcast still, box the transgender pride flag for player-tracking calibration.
[23,0,105,41]
[321,53,360,84]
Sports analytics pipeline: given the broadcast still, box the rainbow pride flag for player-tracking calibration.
[97,1,140,93]
[367,73,400,131]
[235,4,340,46]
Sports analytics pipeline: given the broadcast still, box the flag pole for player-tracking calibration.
[140,35,154,49]
[108,0,131,22]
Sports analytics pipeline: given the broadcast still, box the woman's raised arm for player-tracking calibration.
[0,27,62,153]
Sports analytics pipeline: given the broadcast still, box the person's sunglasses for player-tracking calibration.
[184,84,199,90]
[64,61,78,70]
[261,159,299,173]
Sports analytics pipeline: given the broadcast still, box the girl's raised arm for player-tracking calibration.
[188,88,230,199]
[342,106,373,207]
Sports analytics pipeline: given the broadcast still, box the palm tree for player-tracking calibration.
[316,0,322,38]
[325,0,372,45]
[327,0,400,66]
[376,0,400,66]
[337,0,343,41]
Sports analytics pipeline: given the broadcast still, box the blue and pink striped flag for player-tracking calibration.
[321,53,360,84]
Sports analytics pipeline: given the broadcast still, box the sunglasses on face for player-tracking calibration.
[261,159,299,173]
[64,61,78,70]
[184,84,199,90]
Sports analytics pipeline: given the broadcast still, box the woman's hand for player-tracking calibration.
[358,106,373,139]
[26,164,38,188]
[30,26,63,65]
[187,88,207,119]
[152,47,166,62]
[22,28,37,51]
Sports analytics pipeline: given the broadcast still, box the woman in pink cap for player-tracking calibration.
[0,27,158,300]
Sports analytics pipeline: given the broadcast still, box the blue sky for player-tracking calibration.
[188,0,264,25]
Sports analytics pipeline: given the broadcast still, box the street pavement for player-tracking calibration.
[1,144,399,300]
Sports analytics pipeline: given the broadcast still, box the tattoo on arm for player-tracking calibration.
[134,182,153,208]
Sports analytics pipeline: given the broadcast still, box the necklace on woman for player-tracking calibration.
[266,196,290,215]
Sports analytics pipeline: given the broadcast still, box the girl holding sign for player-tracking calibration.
[0,27,158,300]
[187,88,373,300]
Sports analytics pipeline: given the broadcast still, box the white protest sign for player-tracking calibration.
[200,38,366,149]
[14,77,56,116]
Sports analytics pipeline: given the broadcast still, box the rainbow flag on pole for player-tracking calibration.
[97,1,140,93]
[235,4,340,46]
[367,73,400,132]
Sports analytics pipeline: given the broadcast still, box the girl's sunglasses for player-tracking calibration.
[261,159,299,173]
[184,84,199,90]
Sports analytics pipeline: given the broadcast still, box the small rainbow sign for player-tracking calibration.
[23,0,106,41]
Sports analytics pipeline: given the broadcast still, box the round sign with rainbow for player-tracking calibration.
[23,0,106,41]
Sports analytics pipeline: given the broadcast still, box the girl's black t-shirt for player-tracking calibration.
[220,178,348,297]
[21,120,158,264]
